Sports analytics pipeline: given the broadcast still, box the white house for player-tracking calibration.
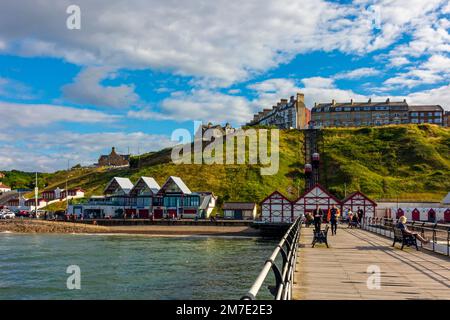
[0,183,11,193]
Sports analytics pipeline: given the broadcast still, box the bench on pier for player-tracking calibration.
[392,227,418,251]
[312,224,329,248]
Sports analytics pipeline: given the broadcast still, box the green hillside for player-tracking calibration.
[2,124,449,207]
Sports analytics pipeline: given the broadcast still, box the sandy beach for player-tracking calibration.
[0,220,259,237]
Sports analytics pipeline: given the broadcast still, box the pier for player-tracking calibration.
[243,219,450,300]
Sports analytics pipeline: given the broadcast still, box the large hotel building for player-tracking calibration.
[248,93,445,129]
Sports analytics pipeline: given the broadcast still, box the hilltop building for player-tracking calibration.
[311,98,444,127]
[444,111,450,127]
[0,172,5,179]
[247,93,311,129]
[97,147,130,167]
[196,122,236,141]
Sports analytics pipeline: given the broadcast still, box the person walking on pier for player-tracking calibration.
[327,205,340,235]
[313,205,324,233]
[397,216,430,244]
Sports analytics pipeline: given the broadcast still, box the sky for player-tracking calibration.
[0,0,449,172]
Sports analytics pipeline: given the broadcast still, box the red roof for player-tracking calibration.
[0,183,11,189]
[293,183,342,204]
[260,190,291,205]
[342,191,377,206]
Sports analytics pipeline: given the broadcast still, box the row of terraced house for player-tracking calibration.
[247,92,447,128]
[68,176,217,219]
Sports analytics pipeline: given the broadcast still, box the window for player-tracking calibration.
[428,112,433,116]
[410,112,418,117]
[411,119,419,123]
[364,107,371,111]
[434,118,442,123]
[434,112,441,116]
[335,107,342,111]
[344,107,352,111]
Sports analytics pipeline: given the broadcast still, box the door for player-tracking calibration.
[168,209,177,218]
[235,210,243,220]
[411,209,420,221]
[153,209,163,219]
[139,209,149,219]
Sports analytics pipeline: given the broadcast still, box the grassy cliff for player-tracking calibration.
[2,124,449,205]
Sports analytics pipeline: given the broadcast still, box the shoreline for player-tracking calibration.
[0,220,260,237]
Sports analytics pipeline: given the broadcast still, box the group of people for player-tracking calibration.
[305,205,430,244]
[303,204,342,236]
[347,207,364,228]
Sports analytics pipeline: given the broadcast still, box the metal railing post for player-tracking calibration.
[241,217,301,300]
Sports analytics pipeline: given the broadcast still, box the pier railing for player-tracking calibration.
[241,217,302,300]
[362,217,450,256]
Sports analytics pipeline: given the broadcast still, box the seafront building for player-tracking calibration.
[69,176,217,219]
[259,185,450,223]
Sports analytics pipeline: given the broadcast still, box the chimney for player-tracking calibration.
[272,105,277,110]
[290,96,295,102]
[403,99,407,103]
[386,98,390,103]
[111,147,116,153]
[297,92,305,103]
[314,102,317,108]
[350,99,353,105]
[368,98,372,103]
[332,99,336,106]
[280,98,288,105]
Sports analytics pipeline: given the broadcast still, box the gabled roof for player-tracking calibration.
[294,184,342,204]
[260,190,291,204]
[0,183,11,189]
[199,194,213,210]
[130,177,160,195]
[158,176,191,195]
[223,202,256,210]
[443,192,450,205]
[342,191,377,206]
[104,177,134,195]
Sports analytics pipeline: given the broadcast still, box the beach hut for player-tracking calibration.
[444,209,450,223]
[260,191,292,223]
[342,191,377,218]
[411,208,420,221]
[223,202,257,220]
[292,184,341,220]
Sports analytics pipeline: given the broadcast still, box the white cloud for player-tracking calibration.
[0,101,119,128]
[384,54,450,88]
[334,68,381,80]
[0,77,37,100]
[62,67,139,108]
[1,0,445,85]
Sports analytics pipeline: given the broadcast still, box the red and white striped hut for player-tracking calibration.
[292,184,341,219]
[342,191,377,218]
[260,191,292,223]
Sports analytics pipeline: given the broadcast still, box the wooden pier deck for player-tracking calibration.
[293,227,450,300]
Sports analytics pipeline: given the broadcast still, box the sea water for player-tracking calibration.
[0,233,277,300]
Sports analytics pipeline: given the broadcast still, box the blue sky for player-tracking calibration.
[0,0,449,171]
